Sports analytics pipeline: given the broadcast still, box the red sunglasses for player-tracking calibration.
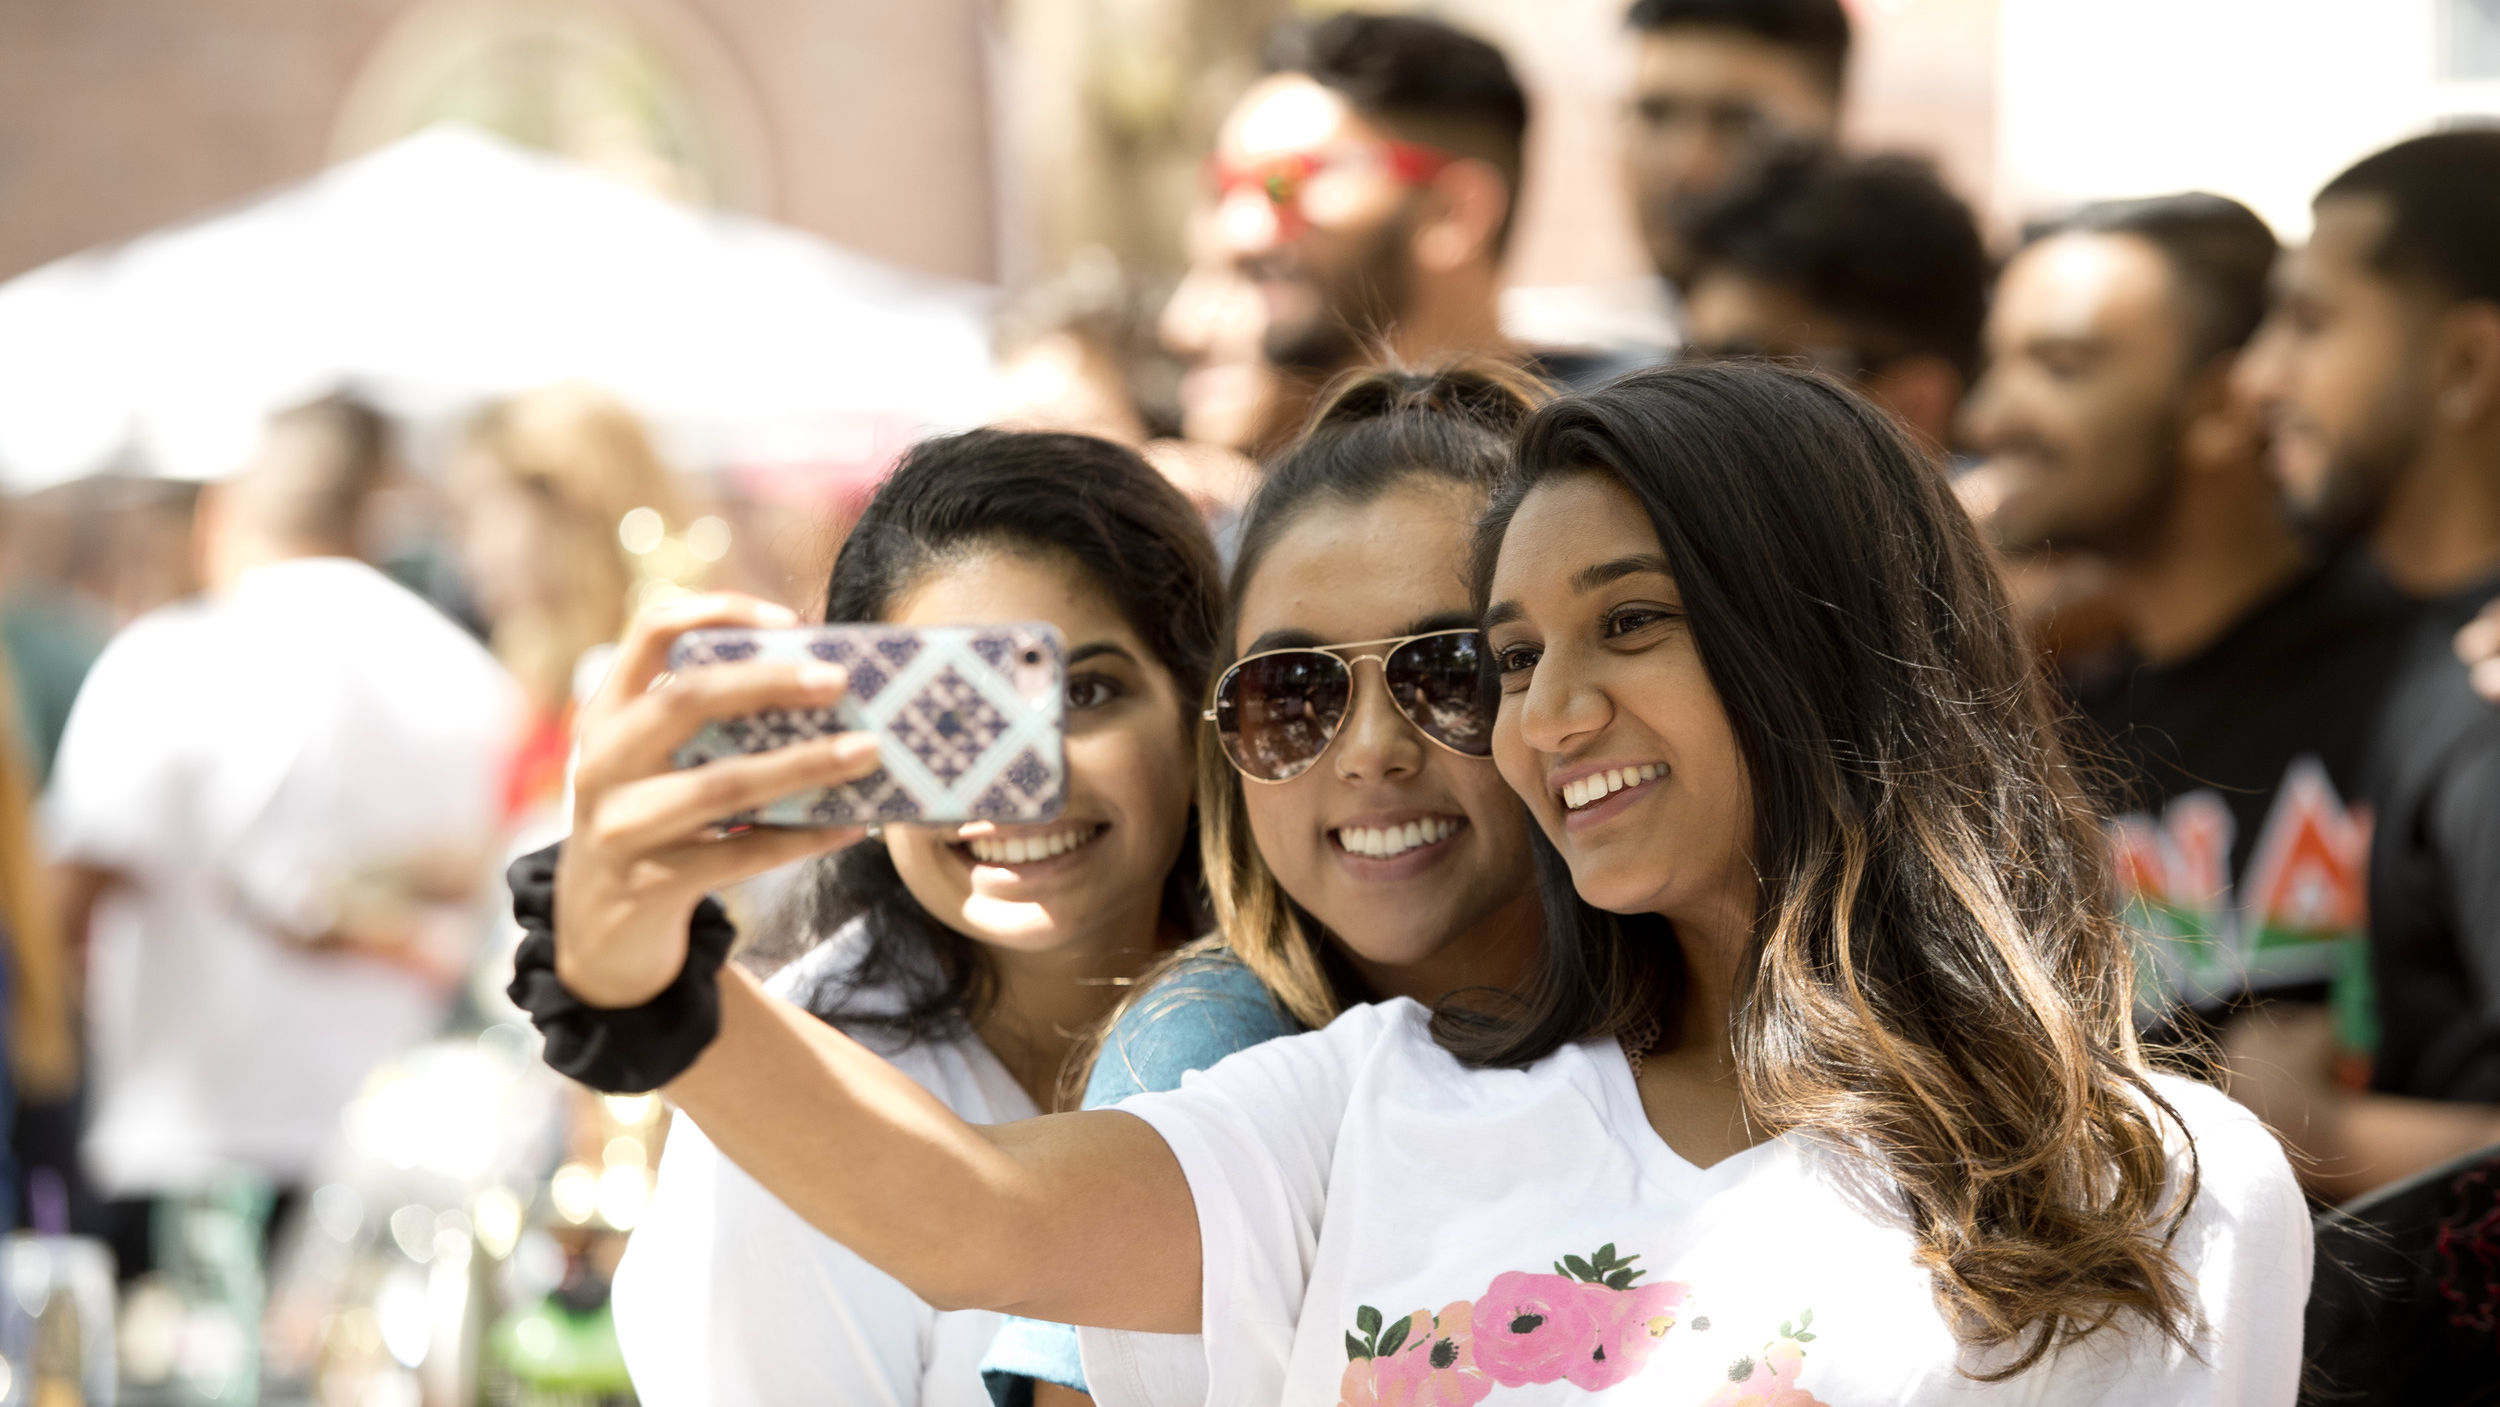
[1205,140,1456,240]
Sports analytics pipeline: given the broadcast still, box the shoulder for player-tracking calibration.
[2141,1072,2305,1236]
[1086,946,1304,1105]
[764,917,887,1009]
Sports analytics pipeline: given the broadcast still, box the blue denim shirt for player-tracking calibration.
[979,946,1299,1404]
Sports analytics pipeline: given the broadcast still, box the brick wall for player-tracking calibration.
[0,0,996,284]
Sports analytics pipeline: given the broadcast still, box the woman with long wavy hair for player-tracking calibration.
[519,363,2304,1403]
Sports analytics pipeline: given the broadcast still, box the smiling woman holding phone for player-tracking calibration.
[520,363,2306,1405]
[598,428,1221,1406]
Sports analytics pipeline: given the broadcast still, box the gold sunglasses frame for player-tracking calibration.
[1201,628,1491,784]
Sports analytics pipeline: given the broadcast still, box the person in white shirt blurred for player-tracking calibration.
[46,395,522,1275]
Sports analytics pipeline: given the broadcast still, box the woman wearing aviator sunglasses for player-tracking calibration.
[517,363,2301,1406]
[980,364,1545,1405]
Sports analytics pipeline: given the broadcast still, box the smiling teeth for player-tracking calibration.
[1334,816,1460,859]
[966,825,1102,866]
[1562,764,1666,811]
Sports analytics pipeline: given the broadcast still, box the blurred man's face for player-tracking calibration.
[1684,270,1962,447]
[1204,74,1429,374]
[1161,201,1281,451]
[2236,197,2433,550]
[1622,28,1838,285]
[1962,232,2195,553]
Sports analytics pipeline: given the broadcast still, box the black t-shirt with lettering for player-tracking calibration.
[2069,549,2411,1034]
[2361,569,2500,1100]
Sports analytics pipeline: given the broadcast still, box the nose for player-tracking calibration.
[1958,365,2010,452]
[1215,187,1284,257]
[1330,657,1424,784]
[1513,646,1609,760]
[2231,317,2287,409]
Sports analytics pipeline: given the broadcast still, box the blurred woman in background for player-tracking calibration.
[449,384,695,828]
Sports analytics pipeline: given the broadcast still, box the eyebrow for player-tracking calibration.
[1068,641,1138,667]
[1483,554,1677,632]
[1570,554,1675,595]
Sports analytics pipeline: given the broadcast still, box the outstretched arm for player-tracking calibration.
[551,594,1202,1332]
[668,969,1200,1327]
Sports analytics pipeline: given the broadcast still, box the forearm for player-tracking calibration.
[664,968,1202,1331]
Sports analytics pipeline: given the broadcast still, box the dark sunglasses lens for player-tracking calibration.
[1215,652,1351,780]
[1386,632,1492,756]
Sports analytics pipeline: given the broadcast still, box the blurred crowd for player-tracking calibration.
[0,1,2496,1404]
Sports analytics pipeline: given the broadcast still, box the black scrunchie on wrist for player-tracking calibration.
[504,841,738,1094]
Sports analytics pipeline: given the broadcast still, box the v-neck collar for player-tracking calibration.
[1586,1035,1797,1193]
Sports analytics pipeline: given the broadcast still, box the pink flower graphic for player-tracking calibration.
[1590,1279,1689,1382]
[1473,1271,1607,1387]
[1704,1333,1829,1407]
[1339,1303,1492,1407]
[1473,1271,1690,1391]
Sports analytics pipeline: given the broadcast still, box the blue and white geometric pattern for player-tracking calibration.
[668,624,1066,827]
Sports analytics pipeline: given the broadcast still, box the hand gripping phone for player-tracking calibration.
[667,623,1068,827]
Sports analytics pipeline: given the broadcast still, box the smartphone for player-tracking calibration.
[668,623,1068,827]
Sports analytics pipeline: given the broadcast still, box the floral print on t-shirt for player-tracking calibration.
[1338,1247,1828,1405]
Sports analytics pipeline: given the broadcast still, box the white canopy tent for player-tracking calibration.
[0,124,999,493]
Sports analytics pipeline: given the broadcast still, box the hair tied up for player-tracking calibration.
[1305,358,1551,442]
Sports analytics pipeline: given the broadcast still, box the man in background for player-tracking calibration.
[1163,11,1626,457]
[46,395,521,1274]
[1621,0,1850,295]
[1965,193,2408,1059]
[1680,147,1987,450]
[2226,131,2500,1199]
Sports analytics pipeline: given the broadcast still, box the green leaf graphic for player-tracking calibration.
[1357,1304,1382,1336]
[1605,1270,1635,1290]
[1563,1254,1596,1281]
[1346,1331,1369,1362]
[1376,1316,1412,1359]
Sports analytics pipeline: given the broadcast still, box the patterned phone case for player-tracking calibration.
[668,624,1067,827]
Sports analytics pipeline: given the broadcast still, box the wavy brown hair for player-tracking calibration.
[1450,362,2196,1376]
[1195,359,1550,1031]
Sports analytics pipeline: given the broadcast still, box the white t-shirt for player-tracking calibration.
[1080,999,2308,1407]
[46,557,521,1195]
[612,923,1041,1407]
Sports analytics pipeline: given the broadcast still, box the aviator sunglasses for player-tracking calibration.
[1203,629,1492,783]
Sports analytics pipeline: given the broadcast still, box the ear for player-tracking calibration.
[2177,356,2263,475]
[191,480,232,586]
[1860,355,1965,452]
[2432,300,2500,428]
[1410,158,1512,275]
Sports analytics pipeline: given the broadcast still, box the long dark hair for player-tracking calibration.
[1200,359,1548,1028]
[1453,363,2194,1374]
[778,428,1223,1047]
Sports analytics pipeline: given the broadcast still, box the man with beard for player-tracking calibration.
[2225,131,2500,1200]
[1621,0,1850,295]
[1165,12,1629,457]
[1681,147,1987,452]
[1964,194,2408,1058]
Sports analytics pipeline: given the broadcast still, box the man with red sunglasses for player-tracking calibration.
[1164,13,1638,457]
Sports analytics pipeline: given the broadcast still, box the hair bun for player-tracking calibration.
[1306,358,1551,441]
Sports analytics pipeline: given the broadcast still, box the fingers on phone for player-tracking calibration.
[589,660,854,784]
[589,734,882,853]
[599,593,803,712]
[659,824,867,892]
